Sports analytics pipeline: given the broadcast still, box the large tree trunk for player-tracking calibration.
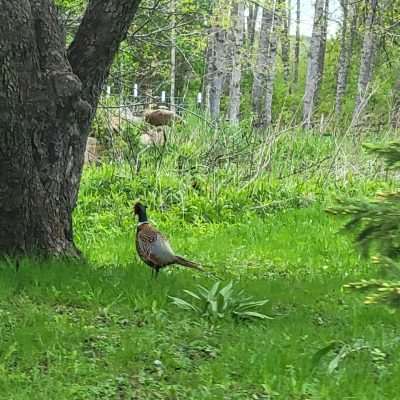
[228,0,245,124]
[335,0,356,115]
[302,0,325,127]
[0,0,140,257]
[352,0,378,125]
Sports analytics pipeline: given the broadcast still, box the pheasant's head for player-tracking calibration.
[133,202,148,222]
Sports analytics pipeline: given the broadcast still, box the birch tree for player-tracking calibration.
[281,0,291,84]
[170,0,176,112]
[229,0,245,124]
[352,0,379,124]
[252,6,273,117]
[335,0,356,115]
[302,0,325,127]
[294,0,300,84]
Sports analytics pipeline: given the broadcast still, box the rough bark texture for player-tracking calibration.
[302,0,325,127]
[352,0,378,124]
[335,0,356,115]
[228,1,245,124]
[294,0,300,84]
[0,0,141,257]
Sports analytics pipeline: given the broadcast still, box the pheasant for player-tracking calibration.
[133,202,203,277]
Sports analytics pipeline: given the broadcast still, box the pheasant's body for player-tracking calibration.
[133,203,202,277]
[136,223,176,269]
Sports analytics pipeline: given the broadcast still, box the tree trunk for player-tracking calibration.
[281,0,291,85]
[252,6,273,120]
[247,3,257,45]
[335,0,356,115]
[317,0,329,87]
[252,1,279,128]
[170,0,176,113]
[0,0,141,257]
[392,77,400,129]
[207,27,227,120]
[302,0,325,128]
[294,0,301,84]
[352,0,378,125]
[229,1,245,124]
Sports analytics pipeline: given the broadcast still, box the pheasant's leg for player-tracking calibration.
[155,267,160,279]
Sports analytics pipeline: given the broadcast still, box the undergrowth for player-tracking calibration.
[1,122,399,399]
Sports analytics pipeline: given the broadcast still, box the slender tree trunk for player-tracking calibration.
[207,27,227,120]
[294,0,301,83]
[229,1,245,124]
[248,4,258,45]
[335,0,354,115]
[318,0,329,83]
[302,0,325,127]
[0,0,141,257]
[252,6,273,119]
[262,19,279,128]
[392,77,400,129]
[252,1,279,128]
[170,0,176,113]
[281,0,291,84]
[352,0,378,125]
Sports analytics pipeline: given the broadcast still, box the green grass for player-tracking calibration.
[1,206,399,399]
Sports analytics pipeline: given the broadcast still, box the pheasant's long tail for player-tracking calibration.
[174,256,204,271]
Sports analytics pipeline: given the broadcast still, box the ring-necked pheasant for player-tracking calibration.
[133,202,203,277]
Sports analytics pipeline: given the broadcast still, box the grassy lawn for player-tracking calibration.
[1,207,398,399]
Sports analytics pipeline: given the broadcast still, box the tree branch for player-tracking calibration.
[68,0,142,112]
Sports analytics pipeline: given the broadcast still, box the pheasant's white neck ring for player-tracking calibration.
[137,221,149,227]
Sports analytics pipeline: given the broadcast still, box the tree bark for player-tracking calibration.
[207,27,228,120]
[302,0,325,128]
[228,0,245,124]
[281,0,291,85]
[392,77,400,129]
[247,3,258,45]
[252,5,273,120]
[252,1,279,128]
[170,0,176,113]
[335,0,356,115]
[352,0,378,125]
[0,0,141,257]
[294,0,300,84]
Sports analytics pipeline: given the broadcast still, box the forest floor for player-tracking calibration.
[1,205,398,399]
